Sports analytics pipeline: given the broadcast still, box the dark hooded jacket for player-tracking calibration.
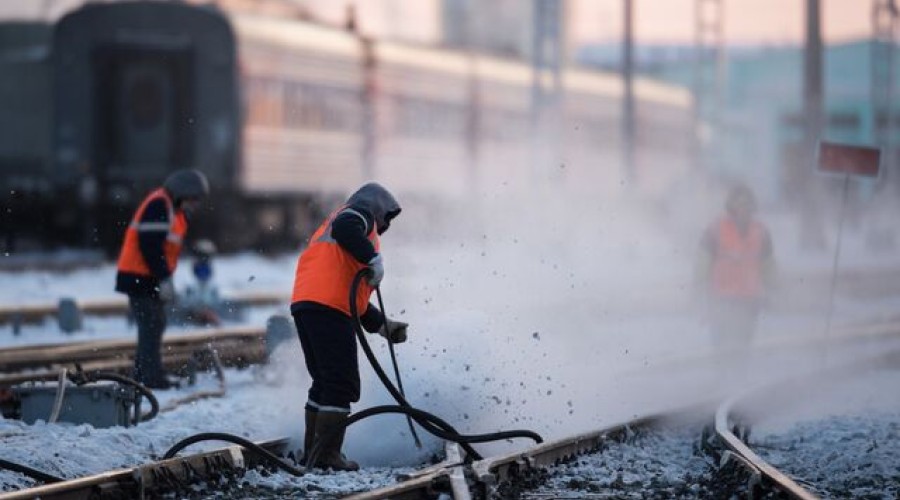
[115,170,209,296]
[291,182,401,331]
[331,182,401,263]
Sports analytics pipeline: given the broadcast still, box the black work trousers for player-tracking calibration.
[293,308,360,412]
[129,294,167,385]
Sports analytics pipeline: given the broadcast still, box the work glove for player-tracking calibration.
[367,254,384,287]
[157,278,176,303]
[379,318,408,344]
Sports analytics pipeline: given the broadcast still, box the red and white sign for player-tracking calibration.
[817,141,882,178]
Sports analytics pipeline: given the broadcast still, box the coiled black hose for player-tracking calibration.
[0,369,158,485]
[0,458,64,484]
[6,367,160,425]
[68,368,159,424]
[162,432,305,475]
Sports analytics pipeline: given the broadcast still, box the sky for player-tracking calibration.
[0,0,876,47]
[570,0,872,46]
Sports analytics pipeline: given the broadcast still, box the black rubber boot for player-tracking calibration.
[299,409,317,466]
[312,412,359,471]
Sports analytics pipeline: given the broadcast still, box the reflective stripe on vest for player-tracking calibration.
[711,217,763,297]
[116,188,187,277]
[292,206,380,316]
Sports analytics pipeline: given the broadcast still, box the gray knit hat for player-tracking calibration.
[163,169,210,202]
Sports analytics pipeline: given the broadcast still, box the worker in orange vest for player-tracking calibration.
[115,169,209,389]
[696,184,775,352]
[291,182,407,471]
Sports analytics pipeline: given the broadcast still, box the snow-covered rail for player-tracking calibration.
[714,348,900,500]
[0,326,266,385]
[470,412,669,498]
[0,437,291,500]
[716,398,817,499]
[0,290,285,326]
[1,319,898,498]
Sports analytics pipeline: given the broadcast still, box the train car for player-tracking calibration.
[234,11,693,205]
[0,1,693,253]
[52,1,240,250]
[0,22,54,250]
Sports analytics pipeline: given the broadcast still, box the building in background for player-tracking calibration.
[442,0,534,57]
[578,39,900,204]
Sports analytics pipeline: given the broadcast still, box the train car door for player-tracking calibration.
[114,59,174,170]
[94,47,193,187]
[92,47,193,250]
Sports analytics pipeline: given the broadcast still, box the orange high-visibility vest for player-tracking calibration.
[116,188,187,277]
[711,217,764,298]
[292,206,379,317]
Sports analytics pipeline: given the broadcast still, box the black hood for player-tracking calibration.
[346,182,401,234]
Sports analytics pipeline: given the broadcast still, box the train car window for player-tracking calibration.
[129,75,163,129]
[283,81,359,132]
[245,76,359,133]
[245,77,283,127]
[390,95,466,139]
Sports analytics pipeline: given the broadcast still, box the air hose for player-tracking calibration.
[0,369,158,485]
[306,270,543,466]
[374,286,421,448]
[6,367,160,425]
[165,268,543,473]
[162,432,305,475]
[68,367,160,424]
[0,458,64,484]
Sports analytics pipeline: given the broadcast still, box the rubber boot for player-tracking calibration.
[299,409,317,466]
[312,412,359,471]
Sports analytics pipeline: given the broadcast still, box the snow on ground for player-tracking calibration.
[0,367,418,495]
[2,199,900,496]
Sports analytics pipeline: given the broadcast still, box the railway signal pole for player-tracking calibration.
[622,0,635,185]
[799,0,827,250]
[693,0,725,175]
[872,0,898,192]
[531,0,564,182]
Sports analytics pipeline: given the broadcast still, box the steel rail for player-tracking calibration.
[0,438,291,500]
[716,396,818,500]
[469,411,686,498]
[0,290,286,325]
[0,348,260,387]
[714,346,900,500]
[0,326,266,374]
[342,443,468,500]
[0,331,266,388]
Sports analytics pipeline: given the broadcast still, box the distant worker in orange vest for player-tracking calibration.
[696,184,775,352]
[291,182,407,471]
[115,169,209,389]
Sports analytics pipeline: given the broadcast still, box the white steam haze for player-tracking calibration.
[2,170,900,483]
[256,159,900,466]
[2,152,899,474]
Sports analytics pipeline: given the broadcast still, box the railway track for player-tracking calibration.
[0,326,267,387]
[0,290,286,327]
[2,362,898,499]
[714,348,900,500]
[0,437,292,500]
[0,321,897,498]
